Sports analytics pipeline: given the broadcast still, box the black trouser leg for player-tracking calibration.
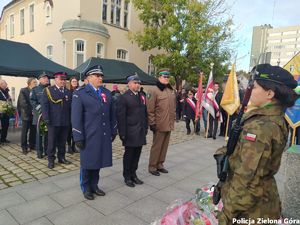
[208,115,213,136]
[47,126,57,162]
[123,147,134,180]
[56,126,69,161]
[131,146,142,179]
[1,114,9,142]
[185,118,191,133]
[212,118,218,138]
[90,169,100,191]
[29,123,36,149]
[21,120,30,149]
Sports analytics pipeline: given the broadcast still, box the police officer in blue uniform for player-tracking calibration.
[72,65,117,200]
[30,72,49,158]
[41,72,72,169]
[117,74,148,187]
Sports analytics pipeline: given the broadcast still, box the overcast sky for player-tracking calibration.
[0,0,299,71]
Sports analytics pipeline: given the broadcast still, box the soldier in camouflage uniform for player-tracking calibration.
[215,64,298,225]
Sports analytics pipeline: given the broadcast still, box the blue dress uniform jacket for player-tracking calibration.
[117,90,148,147]
[30,85,47,125]
[71,85,117,170]
[41,86,72,126]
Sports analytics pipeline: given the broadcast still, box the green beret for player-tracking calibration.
[252,64,297,89]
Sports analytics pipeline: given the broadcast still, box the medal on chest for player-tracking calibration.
[101,93,107,103]
[140,95,146,105]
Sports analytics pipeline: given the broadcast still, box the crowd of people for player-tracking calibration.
[0,63,299,223]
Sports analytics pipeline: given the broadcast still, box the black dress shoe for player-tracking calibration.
[48,161,54,169]
[213,136,216,140]
[125,179,135,187]
[157,168,169,173]
[84,192,94,200]
[58,158,71,164]
[22,148,28,155]
[93,187,105,196]
[132,177,143,185]
[3,140,10,143]
[149,170,160,176]
[206,135,212,138]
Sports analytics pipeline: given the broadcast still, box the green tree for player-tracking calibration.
[130,0,233,88]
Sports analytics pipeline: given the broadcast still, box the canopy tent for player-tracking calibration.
[0,39,78,78]
[75,57,157,85]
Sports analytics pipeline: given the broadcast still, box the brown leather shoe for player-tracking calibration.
[149,170,160,176]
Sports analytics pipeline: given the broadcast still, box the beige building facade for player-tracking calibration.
[250,24,300,68]
[0,0,158,104]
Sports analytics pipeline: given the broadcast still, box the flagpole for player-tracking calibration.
[292,128,296,145]
[225,114,230,141]
[205,113,210,138]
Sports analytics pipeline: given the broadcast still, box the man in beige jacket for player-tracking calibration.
[147,69,176,176]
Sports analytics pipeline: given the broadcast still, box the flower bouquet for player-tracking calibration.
[0,100,16,116]
[39,120,48,134]
[151,185,223,225]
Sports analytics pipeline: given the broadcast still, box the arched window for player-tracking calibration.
[96,43,104,58]
[117,49,128,61]
[74,39,86,67]
[46,45,53,60]
[45,2,52,24]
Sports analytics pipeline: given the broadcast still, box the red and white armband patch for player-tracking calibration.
[244,133,257,142]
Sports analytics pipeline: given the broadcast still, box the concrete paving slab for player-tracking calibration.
[0,210,18,225]
[115,183,158,201]
[143,173,177,190]
[86,191,134,215]
[151,185,194,205]
[24,217,53,225]
[0,192,25,210]
[124,196,168,223]
[17,183,62,201]
[52,174,79,189]
[49,187,85,208]
[47,202,104,225]
[7,196,62,224]
[106,209,148,225]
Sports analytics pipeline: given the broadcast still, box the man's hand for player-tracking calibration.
[75,141,85,150]
[150,124,156,133]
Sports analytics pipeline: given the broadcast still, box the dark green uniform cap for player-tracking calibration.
[252,63,297,89]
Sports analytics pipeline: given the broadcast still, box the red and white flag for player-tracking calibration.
[201,70,216,118]
[195,72,203,120]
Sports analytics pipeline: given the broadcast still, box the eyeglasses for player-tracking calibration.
[92,74,104,78]
[162,76,170,79]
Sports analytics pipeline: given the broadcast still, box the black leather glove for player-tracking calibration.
[213,154,225,179]
[150,124,156,133]
[75,141,85,150]
[111,134,117,142]
[119,135,125,142]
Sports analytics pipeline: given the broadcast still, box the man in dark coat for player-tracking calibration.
[117,74,148,187]
[72,65,117,200]
[0,79,12,144]
[41,72,72,169]
[208,82,222,139]
[17,77,37,154]
[30,72,49,158]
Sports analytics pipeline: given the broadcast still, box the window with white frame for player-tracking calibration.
[74,40,85,67]
[20,9,25,35]
[10,14,14,38]
[96,43,103,58]
[124,1,129,28]
[45,3,52,24]
[29,4,34,32]
[117,49,127,61]
[111,0,121,26]
[46,45,53,60]
[102,0,108,22]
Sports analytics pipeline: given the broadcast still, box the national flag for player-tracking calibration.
[195,72,203,120]
[201,70,218,118]
[284,51,300,81]
[220,64,240,115]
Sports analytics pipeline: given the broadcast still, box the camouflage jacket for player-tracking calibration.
[217,104,288,224]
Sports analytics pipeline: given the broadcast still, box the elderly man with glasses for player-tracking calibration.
[71,65,117,200]
[146,68,176,176]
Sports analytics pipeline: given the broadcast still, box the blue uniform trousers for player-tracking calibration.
[47,126,69,162]
[80,168,100,193]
